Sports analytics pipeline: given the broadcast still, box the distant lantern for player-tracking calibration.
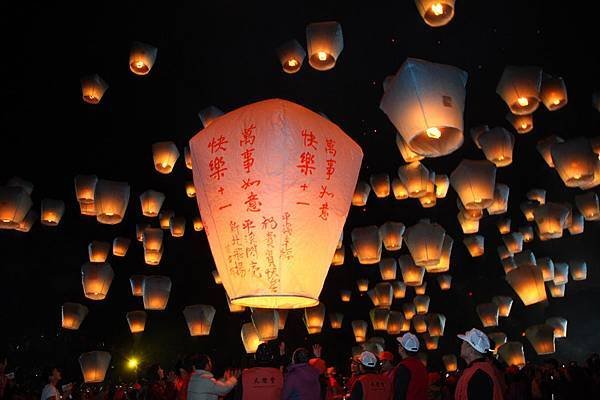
[340,289,352,302]
[487,184,510,215]
[457,212,479,234]
[514,250,536,268]
[519,225,534,242]
[506,265,547,306]
[387,311,408,335]
[112,237,130,257]
[74,175,98,205]
[457,198,484,221]
[79,351,111,383]
[189,99,362,309]
[129,275,145,297]
[81,74,108,104]
[451,159,496,209]
[496,66,542,115]
[88,240,111,263]
[306,21,343,71]
[502,232,523,254]
[357,279,369,293]
[152,142,180,174]
[159,210,174,229]
[575,191,599,220]
[526,324,556,355]
[81,262,114,300]
[570,260,587,281]
[392,281,407,299]
[61,303,89,330]
[79,202,96,216]
[277,39,306,74]
[126,311,147,334]
[498,342,525,368]
[304,303,326,334]
[477,303,499,328]
[394,135,424,166]
[277,310,288,330]
[412,315,428,333]
[435,174,449,198]
[497,245,511,260]
[227,293,246,313]
[538,257,555,282]
[502,257,517,274]
[370,309,390,331]
[414,282,427,295]
[568,211,584,235]
[546,317,567,338]
[352,320,368,343]
[379,221,405,251]
[136,223,149,242]
[184,146,193,170]
[492,296,513,318]
[418,174,437,208]
[143,228,163,265]
[251,308,279,341]
[374,282,393,308]
[94,180,130,225]
[40,198,64,226]
[198,106,224,128]
[414,0,455,27]
[496,218,511,235]
[352,181,371,206]
[129,41,158,75]
[402,303,417,320]
[527,188,546,205]
[398,255,426,286]
[463,235,484,257]
[437,274,452,290]
[506,112,533,134]
[379,258,397,280]
[427,235,453,273]
[351,226,382,264]
[212,270,222,285]
[553,262,569,285]
[540,75,568,111]
[170,216,186,237]
[536,135,564,168]
[185,181,196,198]
[241,322,263,354]
[404,219,446,267]
[15,210,37,232]
[551,138,597,187]
[488,332,507,353]
[331,246,345,266]
[143,276,172,310]
[478,127,515,167]
[370,173,390,198]
[520,201,538,222]
[193,217,204,232]
[427,313,446,337]
[392,178,409,200]
[397,162,431,198]
[442,355,458,372]
[413,295,430,315]
[547,281,565,298]
[534,203,569,240]
[380,58,467,157]
[423,333,439,350]
[329,312,343,329]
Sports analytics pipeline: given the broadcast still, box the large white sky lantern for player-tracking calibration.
[190,99,363,309]
[380,58,467,158]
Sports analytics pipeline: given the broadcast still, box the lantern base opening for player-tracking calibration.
[423,5,454,27]
[510,98,540,115]
[308,53,336,71]
[232,295,319,309]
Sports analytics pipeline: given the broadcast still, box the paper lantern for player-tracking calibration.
[88,241,110,263]
[435,174,449,198]
[496,66,542,115]
[414,0,455,27]
[418,174,437,208]
[568,211,584,235]
[198,106,224,128]
[442,355,457,372]
[404,219,446,267]
[79,351,111,383]
[190,99,362,309]
[575,192,599,220]
[152,142,180,174]
[392,178,409,200]
[184,146,193,170]
[526,188,546,205]
[537,257,554,282]
[502,232,523,254]
[458,197,484,219]
[496,218,511,235]
[398,255,426,286]
[112,237,130,257]
[81,262,114,300]
[212,270,222,285]
[437,274,452,290]
[545,317,567,338]
[135,223,149,242]
[551,138,597,187]
[519,226,534,242]
[553,262,569,285]
[478,127,515,167]
[506,112,533,134]
[193,217,204,232]
[526,324,556,355]
[463,235,484,257]
[370,173,390,198]
[402,303,417,320]
[6,177,33,195]
[241,322,264,354]
[185,181,196,198]
[497,245,511,260]
[414,295,430,315]
[487,184,510,215]
[340,289,352,302]
[423,333,439,350]
[276,39,306,74]
[412,315,427,333]
[352,320,368,343]
[537,135,564,168]
[506,265,547,306]
[514,250,536,268]
[392,281,407,299]
[426,313,446,337]
[81,74,108,104]
[547,281,565,298]
[129,275,145,296]
[94,180,130,225]
[74,175,98,205]
[370,309,390,331]
[143,276,172,310]
[329,312,343,329]
[250,308,279,341]
[126,311,147,334]
[0,186,32,230]
[227,293,246,313]
[570,260,587,281]
[488,332,507,353]
[331,246,345,266]
[540,76,567,111]
[457,211,479,234]
[304,303,326,334]
[414,282,427,295]
[380,58,467,157]
[15,210,37,232]
[534,203,569,240]
[387,311,408,335]
[170,216,186,237]
[129,41,158,75]
[397,162,431,198]
[492,296,513,318]
[451,159,496,209]
[395,134,424,163]
[429,235,453,273]
[351,226,382,264]
[143,228,163,266]
[498,342,525,368]
[379,222,405,251]
[158,210,174,229]
[357,279,369,293]
[520,201,538,222]
[476,303,499,328]
[373,282,393,309]
[61,303,89,330]
[379,258,397,280]
[352,181,371,206]
[502,257,517,274]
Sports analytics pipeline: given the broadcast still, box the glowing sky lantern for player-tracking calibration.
[457,211,479,234]
[502,232,523,254]
[496,66,542,115]
[352,181,371,206]
[392,281,407,299]
[329,312,343,329]
[537,257,555,282]
[506,112,533,134]
[519,225,534,242]
[351,226,382,264]
[470,125,488,149]
[536,135,564,168]
[414,0,456,27]
[575,191,599,220]
[241,322,263,354]
[402,303,417,320]
[143,276,172,310]
[437,274,452,290]
[498,342,525,368]
[534,202,569,240]
[478,127,515,167]
[506,265,547,306]
[398,162,431,198]
[546,317,567,338]
[395,134,424,163]
[184,146,193,170]
[306,21,343,71]
[0,186,33,229]
[450,159,496,209]
[442,355,457,372]
[81,74,108,104]
[183,305,216,336]
[352,320,368,343]
[277,39,306,74]
[392,178,409,200]
[550,138,597,187]
[331,246,345,266]
[547,281,566,298]
[463,235,484,257]
[369,309,390,332]
[387,311,407,335]
[79,351,111,383]
[94,180,130,225]
[61,302,89,330]
[88,240,111,263]
[404,219,446,267]
[129,275,145,297]
[526,188,546,205]
[198,106,224,128]
[477,303,499,327]
[540,75,568,111]
[496,217,511,235]
[426,235,453,273]
[427,313,446,337]
[152,142,180,174]
[413,315,428,333]
[398,255,426,286]
[380,58,467,157]
[112,237,131,257]
[74,175,98,205]
[526,324,556,355]
[492,296,513,318]
[379,221,405,251]
[413,295,430,314]
[15,210,37,232]
[126,311,147,334]
[570,260,587,281]
[304,302,326,334]
[379,258,397,280]
[434,174,449,198]
[340,289,352,302]
[488,332,507,354]
[568,211,584,235]
[553,262,569,285]
[81,262,114,300]
[251,308,279,341]
[370,173,390,198]
[129,41,158,75]
[190,99,362,309]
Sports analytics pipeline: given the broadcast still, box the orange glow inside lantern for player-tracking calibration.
[143,276,172,310]
[370,308,390,331]
[546,317,567,338]
[277,39,306,74]
[351,226,382,265]
[463,235,484,257]
[379,221,405,251]
[476,303,499,327]
[442,355,457,372]
[126,311,147,334]
[88,241,111,263]
[251,308,279,341]
[526,324,556,355]
[94,180,130,225]
[329,312,343,329]
[496,66,542,115]
[152,142,180,174]
[185,181,196,198]
[392,178,409,200]
[414,295,430,314]
[404,219,446,267]
[357,279,369,293]
[379,258,397,280]
[541,76,568,111]
[450,159,496,209]
[387,311,407,335]
[331,246,345,266]
[403,303,416,320]
[241,322,264,354]
[81,75,108,104]
[129,275,145,297]
[395,134,424,163]
[304,303,326,334]
[506,265,547,306]
[370,173,390,198]
[398,255,425,286]
[498,342,525,368]
[415,0,456,28]
[74,175,98,204]
[492,296,513,318]
[306,21,343,71]
[352,181,371,206]
[112,237,131,257]
[506,113,533,134]
[129,41,157,75]
[423,333,439,350]
[340,290,351,302]
[398,162,431,198]
[81,262,114,300]
[392,281,407,299]
[61,303,89,330]
[352,320,368,343]
[427,313,446,337]
[437,274,452,290]
[193,217,204,231]
[79,351,111,383]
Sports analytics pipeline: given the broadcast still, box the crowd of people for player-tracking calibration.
[2,328,600,400]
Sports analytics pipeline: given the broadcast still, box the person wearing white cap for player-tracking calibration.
[455,328,505,400]
[349,351,391,400]
[384,333,427,400]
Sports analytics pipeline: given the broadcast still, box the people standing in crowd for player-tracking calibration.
[232,343,283,400]
[187,355,239,400]
[145,364,176,400]
[324,366,343,400]
[281,348,321,400]
[349,351,391,400]
[388,333,427,400]
[379,352,395,375]
[40,367,67,400]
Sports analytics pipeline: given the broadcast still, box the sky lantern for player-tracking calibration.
[398,255,426,286]
[190,99,362,309]
[488,332,507,353]
[40,199,65,226]
[185,181,196,198]
[469,125,489,149]
[352,181,371,206]
[370,309,390,331]
[392,178,409,200]
[502,232,524,254]
[251,308,279,341]
[519,225,534,242]
[370,173,390,198]
[404,219,446,267]
[368,289,380,307]
[392,281,407,299]
[184,146,193,170]
[81,74,108,104]
[546,317,567,338]
[15,210,37,232]
[477,303,499,327]
[575,191,599,220]
[152,142,180,174]
[79,351,111,383]
[426,235,452,273]
[547,281,565,298]
[397,162,431,198]
[143,228,163,265]
[379,258,397,280]
[451,159,496,209]
[551,138,597,187]
[159,210,174,229]
[540,75,567,111]
[0,186,33,229]
[568,211,584,235]
[514,250,536,268]
[457,198,484,221]
[534,202,569,240]
[94,179,130,225]
[81,262,114,300]
[183,305,216,336]
[486,183,510,215]
[143,276,172,310]
[61,303,89,330]
[435,174,449,198]
[129,41,158,75]
[331,246,345,266]
[352,320,368,343]
[304,302,326,334]
[478,127,515,167]
[553,262,569,285]
[379,221,405,251]
[412,315,427,333]
[402,303,417,320]
[536,135,564,168]
[112,237,130,257]
[340,289,351,302]
[463,235,484,257]
[418,173,437,208]
[423,333,439,350]
[497,245,511,260]
[413,295,430,315]
[526,324,556,355]
[520,201,538,222]
[387,311,408,335]
[241,322,263,354]
[380,58,467,157]
[492,296,513,318]
[506,265,547,305]
[88,240,111,262]
[74,175,98,205]
[414,282,427,295]
[373,282,393,308]
[193,217,204,232]
[329,312,343,329]
[170,216,186,237]
[306,21,343,71]
[351,226,382,264]
[276,310,288,330]
[357,279,369,293]
[135,223,149,242]
[437,274,452,290]
[502,257,517,274]
[496,217,511,235]
[198,106,224,128]
[129,275,145,297]
[537,257,555,282]
[210,270,222,286]
[414,0,455,27]
[395,134,424,163]
[570,260,587,281]
[498,342,525,368]
[442,355,458,372]
[227,293,246,313]
[427,313,446,337]
[506,112,534,134]
[496,66,542,115]
[276,39,306,74]
[457,211,479,234]
[79,200,96,216]
[126,311,147,334]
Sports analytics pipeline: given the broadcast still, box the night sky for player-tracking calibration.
[1,0,599,382]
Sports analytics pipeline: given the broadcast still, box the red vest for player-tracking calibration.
[392,356,428,400]
[242,367,283,400]
[357,373,392,400]
[455,360,505,400]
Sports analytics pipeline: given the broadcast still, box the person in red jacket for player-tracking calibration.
[350,351,392,400]
[233,343,283,400]
[455,328,505,400]
[389,333,428,400]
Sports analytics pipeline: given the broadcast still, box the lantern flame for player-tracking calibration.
[288,59,298,67]
[431,3,444,16]
[426,127,442,139]
[317,51,327,61]
[517,97,529,107]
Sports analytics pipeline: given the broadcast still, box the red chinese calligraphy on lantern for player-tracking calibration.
[325,139,337,180]
[240,124,257,173]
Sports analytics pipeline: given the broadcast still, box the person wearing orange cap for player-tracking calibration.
[349,351,392,400]
[388,333,428,400]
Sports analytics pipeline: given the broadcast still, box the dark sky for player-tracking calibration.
[1,0,599,381]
